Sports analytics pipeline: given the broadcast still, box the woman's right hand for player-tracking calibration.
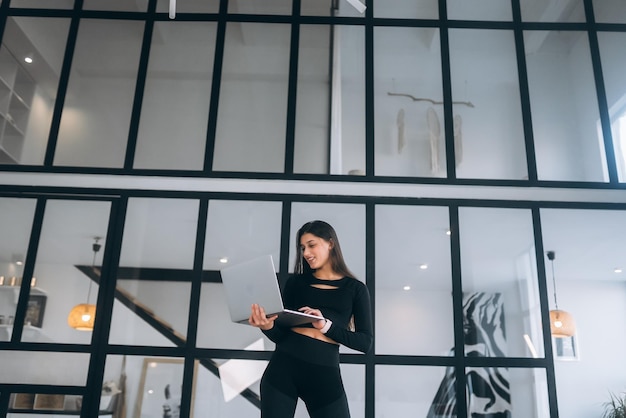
[248,304,278,331]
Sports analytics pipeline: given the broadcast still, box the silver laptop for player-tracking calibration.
[220,254,323,326]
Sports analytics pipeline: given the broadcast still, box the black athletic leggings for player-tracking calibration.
[260,333,350,418]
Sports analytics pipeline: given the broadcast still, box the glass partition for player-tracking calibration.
[10,0,72,8]
[109,198,199,346]
[213,22,290,173]
[449,29,527,180]
[0,17,70,165]
[0,350,90,385]
[592,0,626,23]
[373,0,438,19]
[375,205,454,356]
[197,199,283,350]
[540,208,626,418]
[525,30,606,182]
[374,27,445,178]
[133,21,217,170]
[597,32,626,182]
[228,0,291,15]
[520,0,586,22]
[83,0,149,11]
[54,19,144,168]
[156,0,219,14]
[447,0,512,21]
[459,207,544,358]
[31,199,111,344]
[0,198,36,341]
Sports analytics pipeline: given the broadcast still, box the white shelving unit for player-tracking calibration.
[0,45,36,164]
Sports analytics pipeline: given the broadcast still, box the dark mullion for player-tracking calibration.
[43,0,83,167]
[448,205,468,418]
[279,200,293,283]
[364,202,375,418]
[326,17,335,175]
[439,0,456,181]
[284,0,301,175]
[511,0,538,184]
[532,207,560,418]
[0,0,9,47]
[203,0,228,173]
[584,0,619,184]
[123,0,157,170]
[10,199,46,343]
[364,0,374,177]
[82,197,127,418]
[180,198,209,418]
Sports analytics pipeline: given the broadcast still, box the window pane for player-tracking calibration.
[375,205,453,356]
[83,0,148,11]
[450,29,527,180]
[31,200,111,344]
[374,0,438,19]
[0,351,89,385]
[156,0,219,13]
[376,365,453,416]
[597,32,626,182]
[109,198,199,346]
[447,0,512,21]
[375,27,445,178]
[525,31,606,182]
[301,0,333,16]
[54,19,144,168]
[197,200,282,350]
[213,23,290,173]
[293,25,365,175]
[0,17,70,165]
[540,208,626,418]
[521,0,585,22]
[134,21,217,170]
[459,207,545,358]
[592,0,626,23]
[0,198,36,339]
[10,0,72,8]
[228,0,291,15]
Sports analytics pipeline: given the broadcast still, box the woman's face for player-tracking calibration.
[300,232,332,271]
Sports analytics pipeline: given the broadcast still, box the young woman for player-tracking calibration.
[248,220,373,418]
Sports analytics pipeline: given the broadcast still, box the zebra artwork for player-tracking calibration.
[427,292,511,418]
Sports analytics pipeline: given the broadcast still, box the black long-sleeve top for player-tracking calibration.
[262,273,373,353]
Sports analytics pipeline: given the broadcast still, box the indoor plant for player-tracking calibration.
[602,392,626,418]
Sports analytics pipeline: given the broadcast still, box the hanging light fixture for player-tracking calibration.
[67,237,101,331]
[547,251,576,338]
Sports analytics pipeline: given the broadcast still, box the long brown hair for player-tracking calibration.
[294,220,356,278]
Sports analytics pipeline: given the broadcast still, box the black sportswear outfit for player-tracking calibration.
[261,273,373,418]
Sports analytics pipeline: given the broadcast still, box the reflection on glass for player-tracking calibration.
[83,0,148,11]
[54,19,144,168]
[156,0,219,14]
[374,0,438,19]
[0,17,70,165]
[0,351,89,385]
[459,207,544,358]
[376,365,453,416]
[375,205,453,356]
[375,27,445,178]
[0,198,36,342]
[293,25,365,175]
[540,208,626,417]
[134,21,217,170]
[520,0,585,22]
[30,200,111,344]
[197,199,282,350]
[449,29,527,180]
[301,0,333,16]
[447,0,512,21]
[525,30,605,182]
[597,32,626,182]
[109,198,199,346]
[213,22,290,173]
[592,0,626,23]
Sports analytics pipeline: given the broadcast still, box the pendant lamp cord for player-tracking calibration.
[87,238,101,304]
[548,251,559,310]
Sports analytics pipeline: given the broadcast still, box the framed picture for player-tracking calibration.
[553,335,580,361]
[11,393,35,410]
[25,294,47,328]
[33,394,65,410]
[134,358,198,418]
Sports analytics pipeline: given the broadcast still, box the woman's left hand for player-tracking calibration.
[298,306,325,329]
